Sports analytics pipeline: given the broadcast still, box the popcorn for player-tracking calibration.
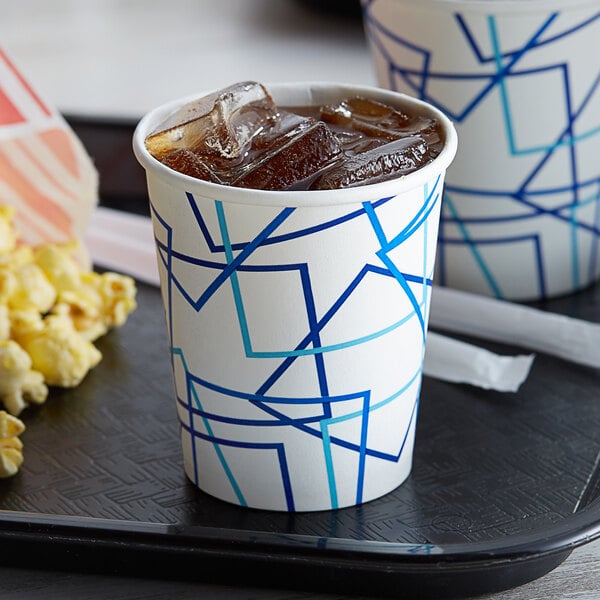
[8,262,57,313]
[51,286,106,342]
[52,270,137,341]
[93,271,138,329]
[0,206,17,254]
[17,314,102,388]
[0,204,137,476]
[0,244,35,271]
[0,269,16,304]
[0,305,9,340]
[0,339,47,416]
[9,308,44,339]
[0,410,26,478]
[34,242,82,292]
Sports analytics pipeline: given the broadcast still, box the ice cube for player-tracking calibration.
[234,121,343,190]
[204,108,317,184]
[161,149,222,183]
[147,84,444,190]
[321,97,440,148]
[313,135,430,189]
[145,81,278,161]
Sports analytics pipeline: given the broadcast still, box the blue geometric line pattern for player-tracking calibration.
[149,177,441,511]
[174,347,247,506]
[363,0,600,299]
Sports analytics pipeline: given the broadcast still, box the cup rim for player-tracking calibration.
[364,0,600,14]
[132,81,458,208]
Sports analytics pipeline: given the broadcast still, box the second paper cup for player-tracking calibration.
[363,0,600,300]
[133,82,457,512]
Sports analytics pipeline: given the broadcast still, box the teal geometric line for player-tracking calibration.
[489,15,600,157]
[570,198,581,290]
[320,395,370,509]
[189,381,247,506]
[356,394,370,505]
[241,304,423,359]
[367,363,423,413]
[216,198,423,359]
[363,198,387,243]
[420,182,432,314]
[361,177,441,339]
[361,192,438,339]
[591,185,600,280]
[250,287,419,357]
[563,188,600,210]
[489,15,518,158]
[215,199,253,355]
[488,14,583,290]
[513,121,600,154]
[173,347,247,506]
[184,202,295,313]
[443,192,504,298]
[320,365,423,509]
[376,250,425,339]
[319,422,338,508]
[387,175,442,248]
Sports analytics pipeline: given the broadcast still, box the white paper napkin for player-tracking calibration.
[423,332,534,392]
[430,286,600,370]
[85,207,158,285]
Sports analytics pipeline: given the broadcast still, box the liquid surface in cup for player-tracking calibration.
[145,81,443,191]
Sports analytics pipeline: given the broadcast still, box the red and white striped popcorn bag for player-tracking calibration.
[0,46,98,264]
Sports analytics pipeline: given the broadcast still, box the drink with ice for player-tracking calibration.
[145,81,444,191]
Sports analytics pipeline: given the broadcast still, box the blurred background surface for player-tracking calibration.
[0,0,370,118]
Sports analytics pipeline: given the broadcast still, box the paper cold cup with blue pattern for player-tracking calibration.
[362,0,600,300]
[133,82,457,511]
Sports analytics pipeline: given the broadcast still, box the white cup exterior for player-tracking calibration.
[134,82,457,511]
[363,0,600,300]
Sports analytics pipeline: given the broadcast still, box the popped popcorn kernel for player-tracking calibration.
[8,263,57,313]
[0,410,25,478]
[0,339,48,416]
[18,314,102,388]
[0,245,34,271]
[34,242,82,293]
[0,206,17,255]
[95,271,138,328]
[52,294,107,342]
[0,305,9,341]
[9,308,44,340]
[0,270,16,305]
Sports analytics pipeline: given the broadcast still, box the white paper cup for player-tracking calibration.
[362,0,600,300]
[133,82,457,511]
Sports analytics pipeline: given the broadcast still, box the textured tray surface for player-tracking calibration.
[0,279,599,596]
[1,281,598,540]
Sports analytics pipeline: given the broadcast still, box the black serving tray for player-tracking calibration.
[0,119,598,599]
[0,264,598,599]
